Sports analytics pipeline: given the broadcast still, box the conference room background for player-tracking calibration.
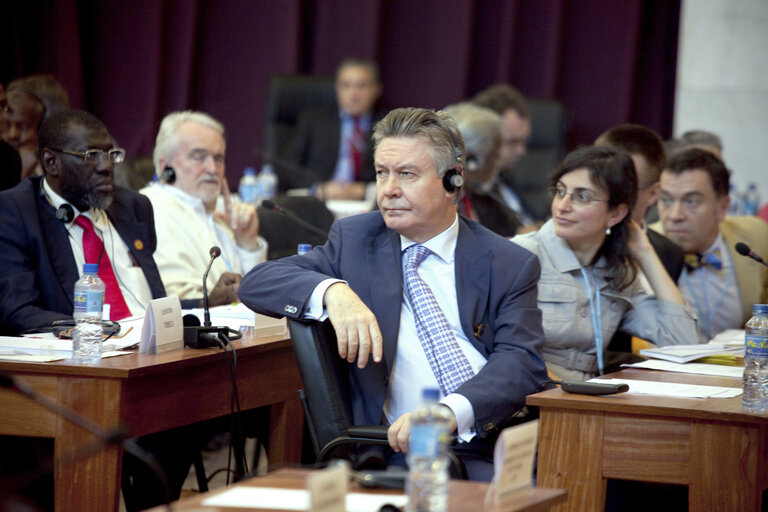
[5,0,680,188]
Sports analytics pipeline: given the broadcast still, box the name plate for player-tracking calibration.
[307,461,348,512]
[486,419,539,506]
[139,296,183,354]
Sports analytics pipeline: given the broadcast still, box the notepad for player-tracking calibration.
[640,344,743,364]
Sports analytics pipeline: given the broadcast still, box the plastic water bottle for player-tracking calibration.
[743,183,760,216]
[297,243,311,255]
[728,184,743,216]
[742,304,768,411]
[257,164,278,204]
[239,167,258,205]
[73,263,105,365]
[406,388,451,512]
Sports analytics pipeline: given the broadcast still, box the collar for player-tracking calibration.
[399,214,459,264]
[339,110,372,126]
[155,182,210,218]
[42,177,105,227]
[537,218,586,272]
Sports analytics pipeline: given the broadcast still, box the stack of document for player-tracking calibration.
[639,344,743,364]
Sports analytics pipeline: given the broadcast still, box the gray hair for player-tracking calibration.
[153,111,225,173]
[442,102,500,171]
[678,130,722,151]
[372,107,464,177]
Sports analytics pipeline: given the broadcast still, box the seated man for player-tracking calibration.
[443,102,520,237]
[0,109,164,333]
[279,57,383,200]
[2,88,45,179]
[141,111,268,307]
[239,107,549,480]
[651,148,768,341]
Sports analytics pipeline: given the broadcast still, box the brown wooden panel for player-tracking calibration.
[267,398,304,466]
[689,420,765,511]
[0,374,59,437]
[536,408,605,512]
[602,414,690,484]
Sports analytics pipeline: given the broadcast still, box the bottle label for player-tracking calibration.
[746,334,768,357]
[74,290,104,315]
[409,424,441,457]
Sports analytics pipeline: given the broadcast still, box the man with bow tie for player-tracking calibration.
[651,148,768,341]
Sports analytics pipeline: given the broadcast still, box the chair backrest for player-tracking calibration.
[501,98,570,221]
[264,75,336,160]
[287,319,353,456]
[257,195,335,260]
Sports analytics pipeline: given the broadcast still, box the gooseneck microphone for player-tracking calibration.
[261,199,329,238]
[735,242,768,267]
[203,246,221,327]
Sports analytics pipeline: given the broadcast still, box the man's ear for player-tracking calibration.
[645,182,661,207]
[39,148,59,176]
[716,193,730,223]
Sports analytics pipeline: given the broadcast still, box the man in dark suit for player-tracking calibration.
[279,58,382,200]
[595,124,684,367]
[240,107,549,480]
[0,109,165,335]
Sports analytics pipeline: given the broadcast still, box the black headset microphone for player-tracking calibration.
[735,242,768,268]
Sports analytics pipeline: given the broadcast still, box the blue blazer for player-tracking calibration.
[0,176,166,335]
[239,211,549,437]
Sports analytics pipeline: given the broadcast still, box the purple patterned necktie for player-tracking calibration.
[404,244,475,395]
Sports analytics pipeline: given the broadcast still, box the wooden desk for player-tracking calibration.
[0,334,304,512]
[156,468,567,512]
[527,368,768,511]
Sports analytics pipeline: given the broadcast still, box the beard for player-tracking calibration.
[81,190,114,211]
[59,174,113,212]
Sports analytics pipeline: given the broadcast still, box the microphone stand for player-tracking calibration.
[0,372,172,511]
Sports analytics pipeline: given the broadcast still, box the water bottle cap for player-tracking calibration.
[244,167,256,176]
[297,243,311,253]
[83,263,99,274]
[421,388,440,402]
[752,304,768,315]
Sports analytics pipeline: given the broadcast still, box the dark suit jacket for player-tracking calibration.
[239,212,549,439]
[463,188,521,238]
[0,176,166,335]
[278,106,379,191]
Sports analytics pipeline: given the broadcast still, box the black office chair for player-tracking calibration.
[257,194,335,260]
[263,75,336,163]
[499,98,570,221]
[287,319,466,479]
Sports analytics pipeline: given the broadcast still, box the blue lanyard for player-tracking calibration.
[580,267,604,374]
[681,267,732,341]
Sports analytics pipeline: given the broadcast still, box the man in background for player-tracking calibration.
[472,83,537,225]
[141,110,268,307]
[651,148,768,341]
[280,58,383,200]
[2,88,45,179]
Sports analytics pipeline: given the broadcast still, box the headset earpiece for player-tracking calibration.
[56,204,75,223]
[442,167,465,193]
[160,166,176,184]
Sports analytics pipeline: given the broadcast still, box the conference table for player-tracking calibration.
[527,367,768,511]
[151,467,567,512]
[0,332,304,512]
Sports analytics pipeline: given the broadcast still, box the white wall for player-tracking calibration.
[675,0,768,205]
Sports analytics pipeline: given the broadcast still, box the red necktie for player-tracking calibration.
[350,117,364,180]
[74,215,132,320]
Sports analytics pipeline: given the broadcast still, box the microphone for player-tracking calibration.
[261,199,329,238]
[735,242,768,267]
[203,246,221,327]
[185,247,242,349]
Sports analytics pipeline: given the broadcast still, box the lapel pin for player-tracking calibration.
[134,239,144,251]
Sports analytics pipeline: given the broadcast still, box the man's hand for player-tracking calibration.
[216,179,261,250]
[387,409,458,454]
[205,272,243,307]
[323,282,382,368]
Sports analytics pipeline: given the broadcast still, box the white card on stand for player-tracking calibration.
[486,419,539,506]
[139,296,183,354]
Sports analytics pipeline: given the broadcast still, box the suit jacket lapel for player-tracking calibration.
[454,219,491,351]
[38,191,78,309]
[367,227,403,373]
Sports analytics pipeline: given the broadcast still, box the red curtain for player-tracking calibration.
[4,0,679,187]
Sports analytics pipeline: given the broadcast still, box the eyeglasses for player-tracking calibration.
[548,185,608,207]
[50,147,126,164]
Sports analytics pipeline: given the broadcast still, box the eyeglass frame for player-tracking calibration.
[548,184,609,207]
[48,147,126,164]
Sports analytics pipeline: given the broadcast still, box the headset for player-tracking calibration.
[442,128,465,193]
[160,165,176,184]
[39,179,76,223]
